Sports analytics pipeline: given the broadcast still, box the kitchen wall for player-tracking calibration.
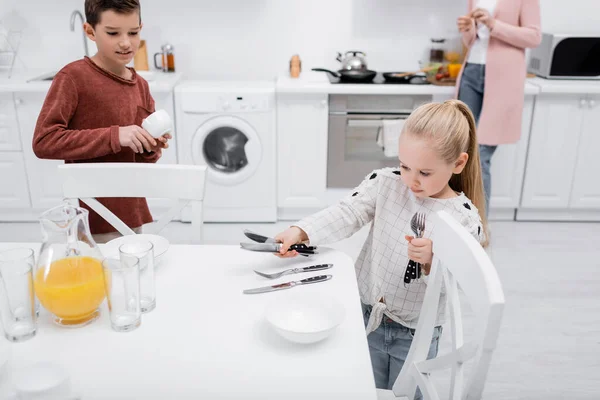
[1,0,598,80]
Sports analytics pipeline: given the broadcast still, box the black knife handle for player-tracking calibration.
[404,260,417,284]
[290,243,317,252]
[302,264,332,272]
[300,275,331,284]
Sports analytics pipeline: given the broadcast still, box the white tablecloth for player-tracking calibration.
[0,243,377,400]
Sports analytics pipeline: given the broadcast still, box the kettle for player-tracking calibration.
[336,51,368,71]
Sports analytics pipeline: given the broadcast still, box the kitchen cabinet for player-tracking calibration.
[487,94,535,219]
[276,93,328,219]
[569,94,600,209]
[0,92,21,151]
[521,94,582,209]
[15,92,64,210]
[519,93,600,220]
[0,152,31,209]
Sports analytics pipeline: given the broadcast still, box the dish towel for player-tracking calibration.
[380,119,405,158]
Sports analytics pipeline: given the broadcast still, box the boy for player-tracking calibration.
[33,0,171,243]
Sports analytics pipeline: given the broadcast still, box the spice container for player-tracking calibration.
[290,54,301,78]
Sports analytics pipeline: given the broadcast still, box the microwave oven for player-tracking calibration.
[528,33,600,79]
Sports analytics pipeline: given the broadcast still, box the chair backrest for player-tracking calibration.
[389,210,505,400]
[58,163,207,243]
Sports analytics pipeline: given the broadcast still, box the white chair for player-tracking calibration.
[378,210,505,400]
[58,163,207,244]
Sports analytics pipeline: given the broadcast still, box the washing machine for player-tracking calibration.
[175,81,276,222]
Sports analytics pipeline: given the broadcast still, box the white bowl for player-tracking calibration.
[265,293,345,344]
[13,362,72,399]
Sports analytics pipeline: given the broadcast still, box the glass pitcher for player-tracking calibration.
[35,203,106,327]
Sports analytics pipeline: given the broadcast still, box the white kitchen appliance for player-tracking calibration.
[175,81,276,222]
[528,32,600,79]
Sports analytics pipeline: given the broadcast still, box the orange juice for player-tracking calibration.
[34,256,106,323]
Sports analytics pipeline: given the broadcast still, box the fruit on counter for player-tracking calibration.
[425,62,443,76]
[435,73,444,81]
[447,63,462,78]
[445,51,461,63]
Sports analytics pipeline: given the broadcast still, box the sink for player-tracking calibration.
[27,70,157,82]
[27,71,58,82]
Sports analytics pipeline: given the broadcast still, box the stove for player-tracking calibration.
[326,72,430,85]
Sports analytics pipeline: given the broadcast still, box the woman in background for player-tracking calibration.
[456,0,541,216]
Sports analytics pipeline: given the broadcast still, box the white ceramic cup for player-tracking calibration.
[141,109,173,138]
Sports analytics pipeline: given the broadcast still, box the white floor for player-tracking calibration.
[2,220,599,399]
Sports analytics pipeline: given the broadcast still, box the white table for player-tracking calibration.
[0,243,377,400]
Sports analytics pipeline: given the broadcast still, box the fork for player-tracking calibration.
[253,263,333,279]
[404,212,426,284]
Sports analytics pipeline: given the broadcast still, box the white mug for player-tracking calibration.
[142,109,173,138]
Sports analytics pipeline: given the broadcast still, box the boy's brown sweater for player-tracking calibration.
[33,57,160,234]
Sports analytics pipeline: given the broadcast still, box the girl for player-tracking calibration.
[274,100,488,391]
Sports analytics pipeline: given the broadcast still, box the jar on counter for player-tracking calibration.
[429,38,446,64]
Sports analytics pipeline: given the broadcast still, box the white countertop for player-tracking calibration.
[277,71,540,96]
[0,70,183,93]
[527,76,600,94]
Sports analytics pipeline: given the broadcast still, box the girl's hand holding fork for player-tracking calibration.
[405,236,433,275]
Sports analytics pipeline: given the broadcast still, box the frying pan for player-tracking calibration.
[382,72,422,83]
[383,66,439,83]
[312,68,377,83]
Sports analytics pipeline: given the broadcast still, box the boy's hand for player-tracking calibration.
[274,226,308,258]
[148,133,172,152]
[119,125,157,153]
[405,235,433,274]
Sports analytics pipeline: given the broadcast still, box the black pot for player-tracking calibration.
[312,68,377,83]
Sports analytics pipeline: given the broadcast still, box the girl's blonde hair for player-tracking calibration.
[402,99,489,246]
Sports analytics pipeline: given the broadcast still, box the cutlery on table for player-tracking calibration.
[243,274,332,294]
[253,263,333,279]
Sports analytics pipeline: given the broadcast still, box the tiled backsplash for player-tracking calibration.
[1,0,598,80]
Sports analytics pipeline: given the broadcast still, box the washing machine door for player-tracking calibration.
[191,115,262,185]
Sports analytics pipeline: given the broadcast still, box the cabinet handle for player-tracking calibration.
[580,98,587,108]
[319,100,327,107]
[589,99,596,108]
[14,98,23,106]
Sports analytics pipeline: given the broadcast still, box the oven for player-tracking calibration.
[327,94,431,188]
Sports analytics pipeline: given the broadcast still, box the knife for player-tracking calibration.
[240,242,317,254]
[243,274,332,294]
[243,229,277,243]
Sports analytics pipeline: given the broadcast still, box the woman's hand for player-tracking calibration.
[471,8,495,30]
[405,235,433,275]
[273,226,308,258]
[457,15,474,32]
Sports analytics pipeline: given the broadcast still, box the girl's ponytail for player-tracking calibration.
[448,100,489,246]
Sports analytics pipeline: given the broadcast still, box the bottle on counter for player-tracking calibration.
[290,54,301,78]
